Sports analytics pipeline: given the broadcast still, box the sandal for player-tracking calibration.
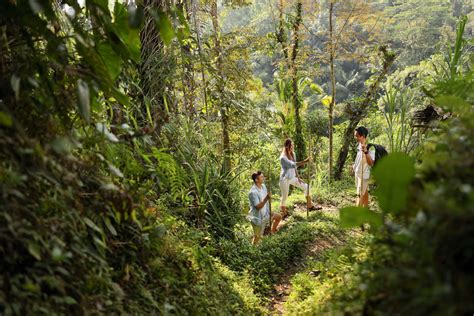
[308,204,322,211]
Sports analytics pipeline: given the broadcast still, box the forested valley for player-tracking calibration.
[1,0,473,314]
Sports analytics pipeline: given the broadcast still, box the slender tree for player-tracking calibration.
[276,0,289,62]
[334,46,396,179]
[291,0,306,161]
[178,0,196,117]
[328,0,336,181]
[210,0,231,172]
[140,0,171,133]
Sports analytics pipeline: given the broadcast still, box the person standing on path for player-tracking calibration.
[279,139,321,218]
[248,171,282,245]
[353,126,375,207]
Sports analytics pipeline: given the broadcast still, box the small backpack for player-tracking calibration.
[367,143,388,166]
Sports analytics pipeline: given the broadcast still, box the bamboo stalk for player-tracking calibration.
[359,144,364,207]
[268,166,272,234]
[307,136,312,218]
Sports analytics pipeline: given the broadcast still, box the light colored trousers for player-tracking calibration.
[280,177,309,207]
[355,176,369,197]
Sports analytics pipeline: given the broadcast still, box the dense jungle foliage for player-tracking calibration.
[0,0,473,314]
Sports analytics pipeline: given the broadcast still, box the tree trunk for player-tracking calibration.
[179,0,196,117]
[140,0,169,133]
[191,0,209,117]
[328,1,336,182]
[276,0,289,62]
[334,46,396,180]
[291,0,305,161]
[210,0,231,172]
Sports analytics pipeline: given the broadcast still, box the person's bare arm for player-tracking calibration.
[365,153,374,167]
[361,144,374,167]
[255,193,271,210]
[296,157,309,167]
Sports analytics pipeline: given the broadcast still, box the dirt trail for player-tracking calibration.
[268,204,347,315]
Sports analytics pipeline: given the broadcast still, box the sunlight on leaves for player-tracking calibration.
[339,206,382,229]
[373,153,415,214]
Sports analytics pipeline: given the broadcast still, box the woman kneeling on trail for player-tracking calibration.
[279,138,321,217]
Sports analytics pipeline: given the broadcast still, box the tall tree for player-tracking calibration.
[275,0,306,160]
[210,0,231,172]
[277,0,289,62]
[328,0,336,181]
[178,0,196,117]
[308,0,385,178]
[192,0,210,116]
[291,0,306,161]
[140,0,172,133]
[334,46,396,179]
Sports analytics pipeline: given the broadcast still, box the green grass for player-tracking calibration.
[284,233,371,315]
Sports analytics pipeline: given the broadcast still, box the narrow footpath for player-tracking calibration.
[267,203,358,315]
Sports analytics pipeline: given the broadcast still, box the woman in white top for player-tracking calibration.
[279,138,321,217]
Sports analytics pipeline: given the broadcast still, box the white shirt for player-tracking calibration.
[354,143,375,180]
[248,184,270,226]
[280,152,297,180]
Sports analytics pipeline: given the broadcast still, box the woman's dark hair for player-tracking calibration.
[251,171,263,183]
[282,138,295,161]
[355,126,369,138]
